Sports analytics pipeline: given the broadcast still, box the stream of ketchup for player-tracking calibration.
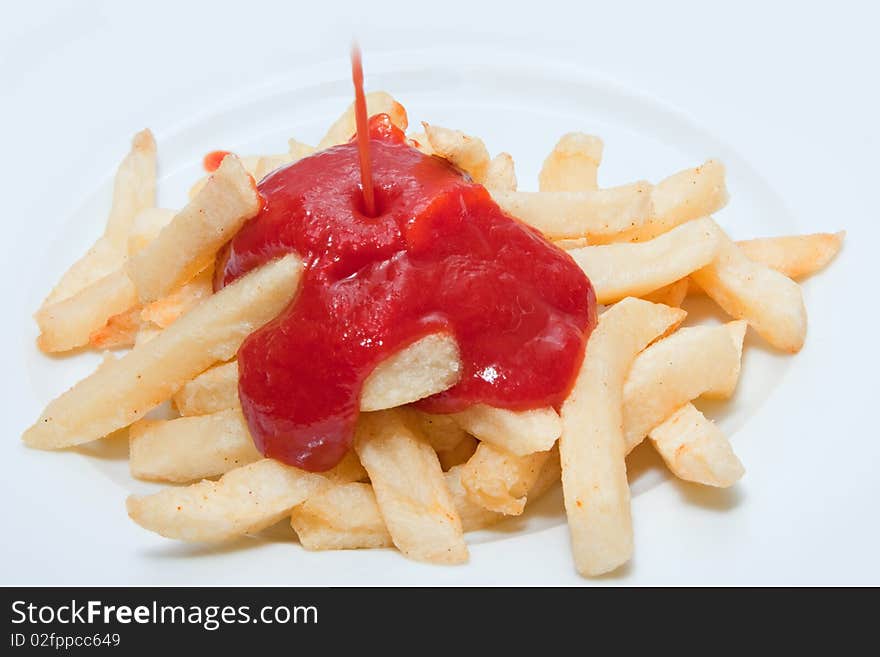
[214,50,597,472]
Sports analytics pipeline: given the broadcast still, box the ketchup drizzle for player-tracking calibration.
[351,45,376,217]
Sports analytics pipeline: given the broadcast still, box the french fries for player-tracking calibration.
[127,454,363,542]
[561,298,686,576]
[423,123,491,183]
[24,255,302,449]
[354,410,468,564]
[622,322,743,453]
[539,133,603,192]
[449,405,561,456]
[291,446,563,550]
[492,182,653,240]
[174,332,462,418]
[27,94,844,578]
[36,156,259,352]
[318,91,408,149]
[568,217,723,303]
[686,232,846,296]
[127,155,260,303]
[648,403,744,487]
[594,160,728,244]
[145,336,468,483]
[42,130,156,307]
[36,269,138,352]
[691,220,807,352]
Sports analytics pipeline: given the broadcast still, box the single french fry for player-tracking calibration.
[43,130,157,307]
[483,152,517,191]
[127,208,176,256]
[595,160,728,244]
[128,155,260,303]
[437,434,479,471]
[567,217,723,303]
[359,333,461,411]
[36,269,138,353]
[126,456,362,542]
[690,220,807,352]
[735,231,845,279]
[354,410,468,564]
[648,403,744,487]
[129,408,261,483]
[460,443,551,515]
[491,182,653,240]
[104,129,159,249]
[450,405,561,456]
[539,133,603,192]
[318,91,408,149]
[622,322,741,453]
[642,278,689,307]
[423,123,491,183]
[561,298,686,576]
[23,255,302,450]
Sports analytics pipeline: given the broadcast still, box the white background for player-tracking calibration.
[1,0,878,585]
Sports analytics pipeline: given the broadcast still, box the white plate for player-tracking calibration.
[2,1,878,585]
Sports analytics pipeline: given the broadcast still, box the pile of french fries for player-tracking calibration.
[24,92,843,576]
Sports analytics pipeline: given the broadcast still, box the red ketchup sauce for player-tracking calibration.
[216,114,596,471]
[203,150,231,172]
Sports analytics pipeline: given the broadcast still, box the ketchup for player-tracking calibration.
[350,46,376,217]
[214,55,596,473]
[203,150,231,172]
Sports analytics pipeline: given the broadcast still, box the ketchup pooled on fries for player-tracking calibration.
[214,54,597,472]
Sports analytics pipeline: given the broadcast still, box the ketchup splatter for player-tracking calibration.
[203,150,231,172]
[215,57,596,473]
